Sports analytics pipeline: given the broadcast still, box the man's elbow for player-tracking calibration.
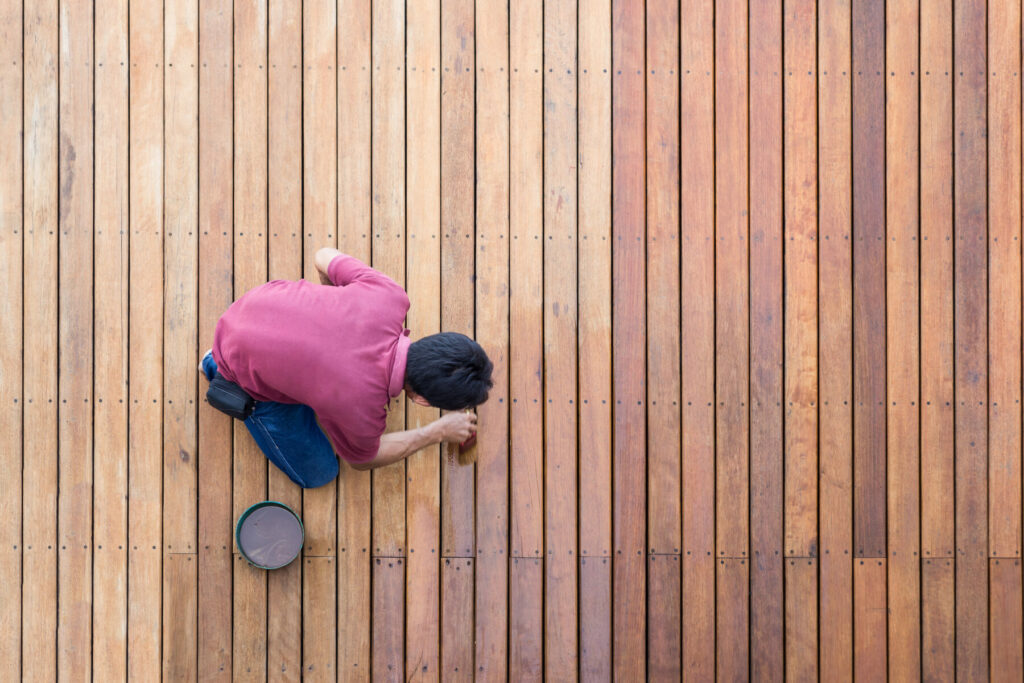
[348,459,375,472]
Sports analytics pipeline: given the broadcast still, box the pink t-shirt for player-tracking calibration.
[212,254,411,464]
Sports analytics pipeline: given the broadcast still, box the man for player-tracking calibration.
[200,246,492,487]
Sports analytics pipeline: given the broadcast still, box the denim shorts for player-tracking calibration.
[202,352,339,488]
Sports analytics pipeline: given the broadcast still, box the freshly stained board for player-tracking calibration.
[162,0,199,677]
[475,0,510,676]
[336,0,372,676]
[197,0,234,677]
[404,0,441,676]
[749,0,783,678]
[612,0,646,676]
[885,0,921,678]
[127,0,163,677]
[57,0,94,677]
[543,0,578,676]
[680,0,713,676]
[817,0,853,677]
[577,0,613,676]
[953,0,989,678]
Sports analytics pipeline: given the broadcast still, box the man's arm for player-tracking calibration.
[314,247,342,285]
[348,411,477,471]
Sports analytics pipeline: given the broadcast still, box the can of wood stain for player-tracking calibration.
[235,501,304,570]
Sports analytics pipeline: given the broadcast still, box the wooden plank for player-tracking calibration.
[542,0,578,677]
[301,0,338,677]
[679,0,713,676]
[404,0,441,676]
[577,0,612,674]
[510,558,543,681]
[817,0,853,678]
[0,0,22,678]
[370,0,406,675]
[990,559,1024,681]
[988,0,1022,561]
[509,0,545,674]
[441,559,474,678]
[336,0,371,677]
[922,559,955,680]
[162,0,199,678]
[885,1,921,679]
[748,0,783,678]
[56,0,94,676]
[21,0,58,679]
[266,1,303,679]
[785,558,817,680]
[475,0,510,676]
[854,559,887,679]
[231,1,270,678]
[953,0,989,678]
[716,558,749,681]
[197,0,234,678]
[920,2,955,675]
[373,557,404,680]
[647,555,681,679]
[439,1,476,671]
[612,0,646,676]
[127,0,163,676]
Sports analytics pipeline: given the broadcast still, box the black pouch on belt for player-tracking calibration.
[206,373,256,420]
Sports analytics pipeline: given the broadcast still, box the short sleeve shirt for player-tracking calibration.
[212,254,411,464]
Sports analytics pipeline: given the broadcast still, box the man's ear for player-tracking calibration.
[408,392,432,407]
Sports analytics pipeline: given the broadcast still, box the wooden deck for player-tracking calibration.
[3,0,1024,680]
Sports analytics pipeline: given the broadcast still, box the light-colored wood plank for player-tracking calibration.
[474,0,510,676]
[987,0,1022,561]
[716,558,748,681]
[785,558,817,680]
[0,0,23,679]
[922,559,955,680]
[335,0,371,678]
[22,0,59,679]
[577,0,612,674]
[854,559,888,679]
[680,0,713,677]
[404,0,441,677]
[990,559,1024,681]
[818,0,853,679]
[197,0,234,678]
[56,0,94,676]
[510,558,543,681]
[441,558,474,678]
[127,0,163,676]
[373,558,404,680]
[885,1,921,679]
[543,0,578,677]
[953,0,989,677]
[749,0,784,677]
[162,0,199,678]
[647,555,680,678]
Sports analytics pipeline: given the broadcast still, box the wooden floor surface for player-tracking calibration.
[3,0,1024,680]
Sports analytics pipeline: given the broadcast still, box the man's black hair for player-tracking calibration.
[406,332,493,410]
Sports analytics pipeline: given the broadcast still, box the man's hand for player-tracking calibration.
[434,411,477,443]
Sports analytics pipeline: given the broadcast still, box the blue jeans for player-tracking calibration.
[202,352,339,488]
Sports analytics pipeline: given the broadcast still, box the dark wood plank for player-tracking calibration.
[990,559,1024,681]
[885,1,921,679]
[749,0,784,677]
[612,0,646,676]
[852,0,886,560]
[0,1,22,678]
[161,0,199,678]
[953,0,989,678]
[404,0,441,677]
[679,0,713,677]
[197,0,234,678]
[56,0,94,676]
[127,0,163,675]
[817,0,853,677]
[647,555,681,679]
[785,559,817,680]
[474,0,510,676]
[336,0,371,678]
[577,0,613,674]
[922,559,955,681]
[987,0,1022,561]
[510,559,543,682]
[854,559,888,679]
[543,0,578,676]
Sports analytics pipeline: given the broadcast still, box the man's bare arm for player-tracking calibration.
[348,411,477,471]
[314,247,342,285]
